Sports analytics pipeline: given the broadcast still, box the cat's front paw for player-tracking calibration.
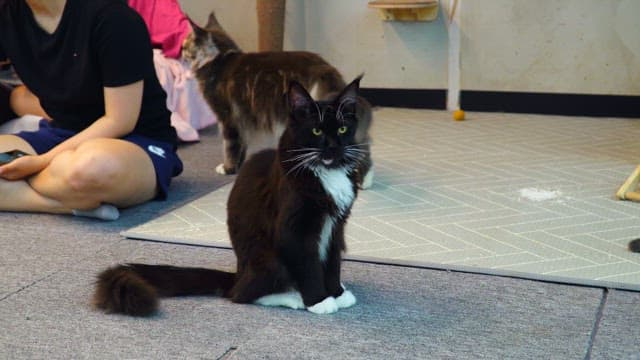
[307,297,338,315]
[335,289,356,309]
[215,163,236,175]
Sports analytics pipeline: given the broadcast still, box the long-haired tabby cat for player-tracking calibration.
[93,77,366,316]
[182,11,373,189]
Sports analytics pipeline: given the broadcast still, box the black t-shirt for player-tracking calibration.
[0,0,177,145]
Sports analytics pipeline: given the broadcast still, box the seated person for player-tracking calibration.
[0,0,183,220]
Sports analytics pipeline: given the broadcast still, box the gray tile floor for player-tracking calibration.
[124,109,640,291]
[2,116,640,359]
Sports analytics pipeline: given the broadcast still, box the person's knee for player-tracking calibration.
[64,147,123,193]
[48,139,156,207]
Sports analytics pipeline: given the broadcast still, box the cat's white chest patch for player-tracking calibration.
[314,168,355,217]
[318,216,334,262]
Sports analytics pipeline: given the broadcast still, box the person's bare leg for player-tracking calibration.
[0,135,69,213]
[29,138,158,209]
[0,136,158,218]
[9,85,51,119]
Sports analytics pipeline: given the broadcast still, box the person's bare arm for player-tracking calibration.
[9,85,51,119]
[44,80,143,157]
[0,80,144,179]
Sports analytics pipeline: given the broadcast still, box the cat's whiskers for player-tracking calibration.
[283,152,315,163]
[345,147,369,156]
[345,142,371,150]
[295,158,318,177]
[287,148,321,153]
[344,143,370,162]
[284,150,321,177]
[289,156,318,177]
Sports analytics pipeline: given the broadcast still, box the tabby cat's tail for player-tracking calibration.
[629,239,640,253]
[93,264,235,316]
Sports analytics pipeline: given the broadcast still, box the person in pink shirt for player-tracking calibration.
[128,0,216,142]
[127,0,192,59]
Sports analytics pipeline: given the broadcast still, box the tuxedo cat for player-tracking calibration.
[629,239,640,252]
[93,77,367,316]
[182,12,373,189]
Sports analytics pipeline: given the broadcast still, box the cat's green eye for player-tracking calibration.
[338,126,348,134]
[312,128,323,136]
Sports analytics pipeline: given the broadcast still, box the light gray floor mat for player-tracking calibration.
[122,108,640,291]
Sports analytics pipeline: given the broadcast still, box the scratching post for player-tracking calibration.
[257,0,285,52]
[616,165,640,201]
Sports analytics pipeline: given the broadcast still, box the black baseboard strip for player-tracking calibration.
[360,88,640,118]
[360,88,446,110]
[462,90,640,118]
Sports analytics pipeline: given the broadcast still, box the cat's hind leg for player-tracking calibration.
[255,290,305,310]
[229,261,291,305]
[355,144,374,190]
[216,123,246,175]
[254,289,343,313]
[359,161,374,190]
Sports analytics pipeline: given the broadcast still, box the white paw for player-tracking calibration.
[335,289,356,309]
[307,297,338,315]
[255,291,305,310]
[215,163,227,175]
[359,167,374,189]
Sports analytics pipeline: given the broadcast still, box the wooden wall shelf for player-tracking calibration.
[368,0,439,22]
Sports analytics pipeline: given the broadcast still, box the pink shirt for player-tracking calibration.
[128,0,191,59]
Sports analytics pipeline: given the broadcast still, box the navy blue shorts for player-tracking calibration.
[15,120,183,200]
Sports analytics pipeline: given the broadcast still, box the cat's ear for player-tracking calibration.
[205,11,222,30]
[337,74,363,105]
[187,17,207,38]
[288,81,314,111]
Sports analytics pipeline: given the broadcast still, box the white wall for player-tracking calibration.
[179,0,640,96]
[179,0,259,52]
[462,0,640,95]
[288,0,449,89]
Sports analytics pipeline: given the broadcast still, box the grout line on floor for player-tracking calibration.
[584,288,608,360]
[0,270,61,303]
[217,346,239,360]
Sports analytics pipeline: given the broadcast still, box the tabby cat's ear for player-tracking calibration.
[187,17,207,38]
[288,81,314,111]
[338,74,363,104]
[205,11,222,30]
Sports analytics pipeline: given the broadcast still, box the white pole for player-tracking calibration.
[447,0,461,111]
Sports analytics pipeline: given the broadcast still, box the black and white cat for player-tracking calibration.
[93,77,367,316]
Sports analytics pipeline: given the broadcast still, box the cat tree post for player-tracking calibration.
[257,0,286,51]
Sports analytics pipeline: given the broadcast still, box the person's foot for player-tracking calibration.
[72,204,119,221]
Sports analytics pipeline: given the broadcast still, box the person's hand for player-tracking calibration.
[0,154,48,180]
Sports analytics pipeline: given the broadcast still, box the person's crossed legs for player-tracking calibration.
[0,135,157,219]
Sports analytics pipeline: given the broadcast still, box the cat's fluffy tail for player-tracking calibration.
[93,264,235,316]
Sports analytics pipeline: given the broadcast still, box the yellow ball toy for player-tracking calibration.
[453,109,465,121]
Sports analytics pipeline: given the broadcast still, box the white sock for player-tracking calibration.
[72,204,120,221]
